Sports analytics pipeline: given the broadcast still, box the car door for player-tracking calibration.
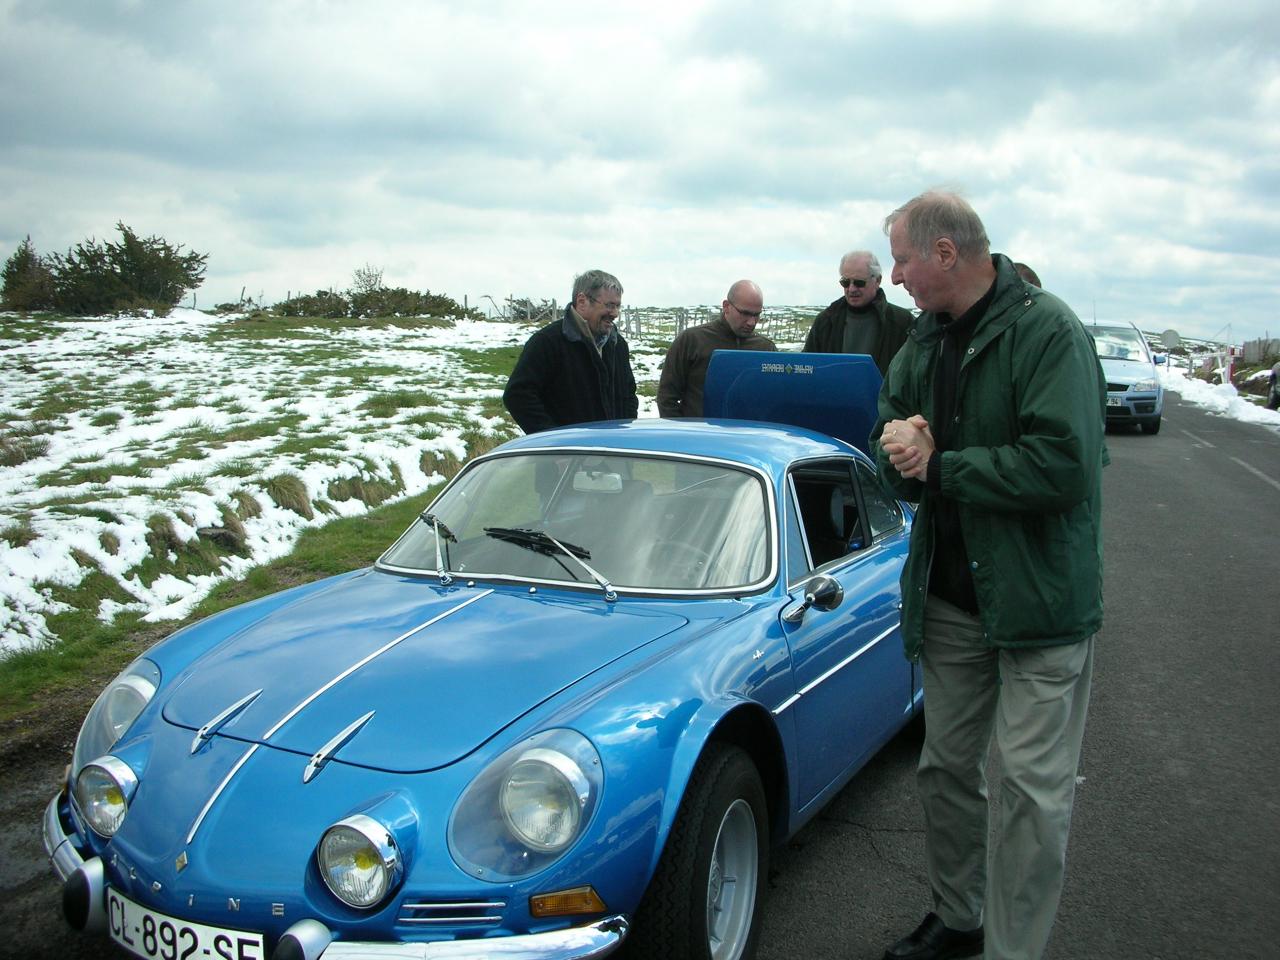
[779,456,912,809]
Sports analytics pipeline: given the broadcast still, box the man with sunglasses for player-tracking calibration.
[657,279,776,417]
[503,268,638,433]
[803,250,913,375]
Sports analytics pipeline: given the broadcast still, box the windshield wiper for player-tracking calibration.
[483,526,617,602]
[420,512,457,585]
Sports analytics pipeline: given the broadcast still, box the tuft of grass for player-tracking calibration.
[145,514,184,558]
[359,389,439,419]
[232,490,262,519]
[0,426,51,467]
[2,520,38,548]
[328,474,400,507]
[100,531,120,555]
[89,411,124,428]
[263,473,314,519]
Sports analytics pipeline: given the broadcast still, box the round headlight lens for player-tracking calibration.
[317,815,400,909]
[73,757,138,837]
[499,747,589,852]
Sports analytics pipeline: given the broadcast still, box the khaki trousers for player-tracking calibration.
[918,595,1094,960]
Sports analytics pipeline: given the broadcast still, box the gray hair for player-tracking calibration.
[883,190,990,261]
[572,269,623,301]
[839,250,882,280]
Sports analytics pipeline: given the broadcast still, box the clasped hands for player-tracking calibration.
[879,415,934,480]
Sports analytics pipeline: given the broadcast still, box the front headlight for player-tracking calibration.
[450,729,602,881]
[73,756,138,837]
[1132,378,1159,392]
[500,747,591,852]
[317,814,402,909]
[72,660,161,776]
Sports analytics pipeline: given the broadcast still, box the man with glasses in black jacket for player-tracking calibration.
[503,268,638,434]
[804,249,913,375]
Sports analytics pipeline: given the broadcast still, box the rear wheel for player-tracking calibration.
[627,744,769,960]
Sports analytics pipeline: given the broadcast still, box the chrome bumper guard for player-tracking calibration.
[44,792,84,882]
[45,792,627,959]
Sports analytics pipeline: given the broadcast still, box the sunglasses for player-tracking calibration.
[839,278,871,289]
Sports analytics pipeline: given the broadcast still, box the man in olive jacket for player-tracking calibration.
[657,279,777,417]
[804,249,913,374]
[503,269,638,434]
[873,192,1107,960]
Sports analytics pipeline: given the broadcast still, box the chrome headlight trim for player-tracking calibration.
[72,755,139,838]
[317,813,403,910]
[449,729,602,882]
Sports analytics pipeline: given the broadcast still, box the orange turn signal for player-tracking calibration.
[529,885,607,918]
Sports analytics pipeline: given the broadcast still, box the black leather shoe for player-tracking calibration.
[883,912,984,960]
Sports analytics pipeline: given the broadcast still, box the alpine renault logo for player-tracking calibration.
[760,361,814,375]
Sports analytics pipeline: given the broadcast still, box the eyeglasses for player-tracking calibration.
[585,294,622,313]
[729,301,762,319]
[839,277,872,289]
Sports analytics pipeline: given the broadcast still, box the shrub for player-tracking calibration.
[1,235,57,311]
[275,289,350,318]
[45,223,207,316]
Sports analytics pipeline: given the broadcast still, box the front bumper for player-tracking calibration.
[44,793,627,959]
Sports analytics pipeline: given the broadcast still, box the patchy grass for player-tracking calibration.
[456,345,523,378]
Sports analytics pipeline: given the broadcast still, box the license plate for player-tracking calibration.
[108,887,265,960]
[1106,396,1122,407]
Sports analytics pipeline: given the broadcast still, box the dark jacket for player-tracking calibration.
[803,289,913,374]
[872,255,1108,659]
[503,307,638,434]
[656,313,777,417]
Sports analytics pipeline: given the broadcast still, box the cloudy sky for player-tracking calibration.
[2,0,1278,343]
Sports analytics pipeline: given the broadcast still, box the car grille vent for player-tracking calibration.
[399,899,507,926]
[1107,382,1127,392]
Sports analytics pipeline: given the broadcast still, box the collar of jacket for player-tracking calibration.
[560,304,617,349]
[826,286,892,317]
[906,254,1032,354]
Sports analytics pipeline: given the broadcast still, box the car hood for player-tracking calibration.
[160,573,688,773]
[1099,356,1158,387]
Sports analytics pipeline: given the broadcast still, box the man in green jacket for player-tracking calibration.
[803,250,913,374]
[656,279,776,417]
[873,191,1107,960]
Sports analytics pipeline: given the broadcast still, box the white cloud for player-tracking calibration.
[1,0,1278,341]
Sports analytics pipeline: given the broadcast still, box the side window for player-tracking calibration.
[855,459,904,539]
[789,460,861,571]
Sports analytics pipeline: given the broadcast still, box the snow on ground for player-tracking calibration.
[0,308,1268,657]
[1160,364,1280,428]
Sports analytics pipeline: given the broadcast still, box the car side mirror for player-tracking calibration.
[1154,354,1167,365]
[782,574,844,623]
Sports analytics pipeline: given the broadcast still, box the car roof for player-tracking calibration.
[496,417,859,476]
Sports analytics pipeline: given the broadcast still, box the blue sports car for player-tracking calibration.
[43,353,920,960]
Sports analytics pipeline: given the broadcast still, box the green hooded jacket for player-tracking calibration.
[872,255,1108,660]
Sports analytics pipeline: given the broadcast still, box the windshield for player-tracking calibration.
[379,452,771,592]
[1091,326,1151,363]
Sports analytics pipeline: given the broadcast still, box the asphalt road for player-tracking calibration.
[6,392,1278,959]
[756,394,1280,960]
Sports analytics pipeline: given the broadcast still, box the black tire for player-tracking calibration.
[1141,417,1162,435]
[627,744,769,960]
